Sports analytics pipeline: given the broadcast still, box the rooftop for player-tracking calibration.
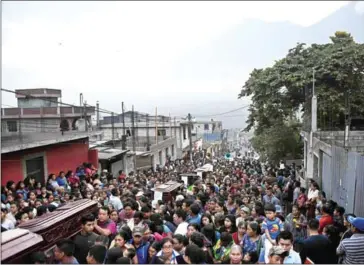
[1,131,102,154]
[15,88,62,98]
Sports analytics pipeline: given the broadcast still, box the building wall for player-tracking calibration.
[1,139,90,186]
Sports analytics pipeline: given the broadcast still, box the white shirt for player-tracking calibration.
[284,249,302,264]
[308,189,319,200]
[109,195,123,211]
[2,218,15,230]
[174,222,189,236]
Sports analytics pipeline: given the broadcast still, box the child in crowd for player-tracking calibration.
[262,203,284,264]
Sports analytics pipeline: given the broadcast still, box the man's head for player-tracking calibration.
[54,239,75,261]
[132,226,145,245]
[98,207,110,222]
[172,234,186,252]
[173,209,187,225]
[182,199,194,212]
[308,219,320,235]
[189,203,200,216]
[87,245,107,264]
[268,246,288,264]
[347,216,364,234]
[276,231,294,252]
[81,214,96,233]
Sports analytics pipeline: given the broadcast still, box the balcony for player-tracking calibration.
[1,106,95,119]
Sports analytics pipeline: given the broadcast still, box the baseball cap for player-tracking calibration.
[176,195,185,202]
[347,216,364,232]
[132,226,145,236]
[269,246,289,257]
[241,206,251,214]
[136,191,144,197]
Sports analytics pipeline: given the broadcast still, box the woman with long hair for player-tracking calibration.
[232,221,247,245]
[240,221,263,258]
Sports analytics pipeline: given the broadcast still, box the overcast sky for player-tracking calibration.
[2,1,355,121]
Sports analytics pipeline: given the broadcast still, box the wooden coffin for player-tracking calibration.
[2,199,98,264]
[1,228,44,264]
[18,199,98,248]
[152,180,183,202]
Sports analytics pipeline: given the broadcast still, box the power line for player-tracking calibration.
[191,105,250,118]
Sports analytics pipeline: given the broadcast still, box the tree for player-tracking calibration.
[239,32,364,162]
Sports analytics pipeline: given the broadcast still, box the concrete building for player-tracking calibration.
[1,88,95,133]
[1,131,102,186]
[100,112,223,166]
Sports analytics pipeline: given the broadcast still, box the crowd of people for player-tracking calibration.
[1,155,364,264]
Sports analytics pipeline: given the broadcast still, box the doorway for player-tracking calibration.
[25,156,45,185]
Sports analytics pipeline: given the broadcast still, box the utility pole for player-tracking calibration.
[155,107,158,145]
[135,109,139,147]
[111,112,115,147]
[131,105,136,153]
[174,117,177,137]
[188,113,193,162]
[131,105,136,171]
[169,113,172,138]
[60,98,64,135]
[146,114,150,151]
[83,101,88,132]
[80,93,83,121]
[121,102,126,136]
[96,101,100,129]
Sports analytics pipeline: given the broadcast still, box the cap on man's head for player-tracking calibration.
[348,216,364,232]
[241,206,251,214]
[176,195,185,202]
[132,226,145,236]
[136,191,144,197]
[269,246,288,257]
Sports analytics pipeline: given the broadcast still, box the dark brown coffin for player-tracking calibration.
[152,180,183,202]
[2,199,98,264]
[1,228,44,264]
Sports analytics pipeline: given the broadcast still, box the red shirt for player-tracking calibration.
[319,214,334,234]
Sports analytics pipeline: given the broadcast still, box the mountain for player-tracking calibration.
[169,2,364,129]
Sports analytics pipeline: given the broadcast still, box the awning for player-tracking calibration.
[98,149,129,160]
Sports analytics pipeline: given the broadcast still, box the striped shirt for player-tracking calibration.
[337,233,364,264]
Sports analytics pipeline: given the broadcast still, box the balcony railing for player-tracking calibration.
[1,106,95,118]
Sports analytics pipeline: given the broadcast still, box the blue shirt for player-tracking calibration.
[130,240,150,264]
[187,214,201,225]
[262,217,284,240]
[56,177,67,187]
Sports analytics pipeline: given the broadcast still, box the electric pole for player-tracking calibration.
[121,102,126,136]
[111,112,115,147]
[188,113,193,162]
[96,101,100,129]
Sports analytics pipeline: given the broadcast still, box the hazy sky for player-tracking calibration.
[2,1,354,121]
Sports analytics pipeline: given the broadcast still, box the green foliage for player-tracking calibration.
[239,31,364,162]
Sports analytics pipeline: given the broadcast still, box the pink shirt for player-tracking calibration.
[98,219,117,235]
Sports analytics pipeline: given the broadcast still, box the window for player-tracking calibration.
[171,145,175,156]
[158,129,166,136]
[7,121,17,132]
[183,125,187,140]
[165,147,169,157]
[204,124,209,130]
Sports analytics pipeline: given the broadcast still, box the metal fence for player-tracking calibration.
[321,145,364,216]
